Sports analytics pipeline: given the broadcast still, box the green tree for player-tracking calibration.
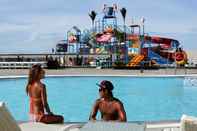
[113,28,124,43]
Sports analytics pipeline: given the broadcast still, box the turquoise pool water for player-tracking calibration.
[0,76,197,122]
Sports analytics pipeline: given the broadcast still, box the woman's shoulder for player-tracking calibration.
[41,83,46,87]
[32,82,46,91]
[113,97,123,105]
[96,98,101,102]
[39,83,46,90]
[95,98,102,104]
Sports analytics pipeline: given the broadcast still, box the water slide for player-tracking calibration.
[127,55,144,67]
[96,47,105,54]
[117,25,131,34]
[148,50,171,65]
[96,33,112,43]
[145,36,179,49]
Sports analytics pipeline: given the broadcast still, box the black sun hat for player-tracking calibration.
[96,80,114,91]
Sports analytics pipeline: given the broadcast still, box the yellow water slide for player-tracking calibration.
[127,55,144,67]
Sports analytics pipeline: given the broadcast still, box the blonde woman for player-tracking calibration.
[26,64,63,123]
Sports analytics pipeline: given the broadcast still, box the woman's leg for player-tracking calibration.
[39,114,64,124]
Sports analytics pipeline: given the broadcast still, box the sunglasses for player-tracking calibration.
[99,88,107,92]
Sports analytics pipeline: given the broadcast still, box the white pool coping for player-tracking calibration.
[0,74,197,79]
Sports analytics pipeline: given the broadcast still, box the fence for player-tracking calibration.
[0,62,47,69]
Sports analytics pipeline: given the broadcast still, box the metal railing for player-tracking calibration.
[0,62,47,69]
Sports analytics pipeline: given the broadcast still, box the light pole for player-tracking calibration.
[140,17,145,55]
[141,17,145,36]
[140,17,145,72]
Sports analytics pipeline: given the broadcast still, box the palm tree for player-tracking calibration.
[89,10,97,31]
[120,8,127,33]
[120,8,128,63]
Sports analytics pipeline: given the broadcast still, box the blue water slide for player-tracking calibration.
[148,50,172,65]
[117,25,131,34]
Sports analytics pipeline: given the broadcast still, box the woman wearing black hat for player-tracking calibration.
[89,80,127,122]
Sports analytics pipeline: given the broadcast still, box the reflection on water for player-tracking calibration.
[184,77,197,87]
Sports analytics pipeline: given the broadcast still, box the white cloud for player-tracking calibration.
[0,23,31,33]
[0,0,197,53]
[0,14,91,53]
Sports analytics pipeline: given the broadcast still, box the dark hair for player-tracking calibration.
[26,64,42,95]
[97,80,114,91]
[97,80,114,97]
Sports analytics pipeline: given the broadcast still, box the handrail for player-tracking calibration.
[0,62,46,64]
[0,61,47,69]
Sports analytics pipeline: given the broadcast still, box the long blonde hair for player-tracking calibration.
[26,64,42,95]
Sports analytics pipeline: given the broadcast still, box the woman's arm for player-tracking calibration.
[41,84,53,114]
[116,101,127,122]
[89,100,99,120]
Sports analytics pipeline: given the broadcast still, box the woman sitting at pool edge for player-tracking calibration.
[26,64,64,123]
[89,80,127,122]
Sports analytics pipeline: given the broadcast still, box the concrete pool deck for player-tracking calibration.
[19,121,182,131]
[0,68,197,77]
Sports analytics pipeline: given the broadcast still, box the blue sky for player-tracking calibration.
[0,0,196,53]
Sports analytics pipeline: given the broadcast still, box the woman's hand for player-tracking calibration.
[48,111,53,115]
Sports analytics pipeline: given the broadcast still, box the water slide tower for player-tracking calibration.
[102,4,118,31]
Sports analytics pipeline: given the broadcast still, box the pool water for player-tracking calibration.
[0,76,197,122]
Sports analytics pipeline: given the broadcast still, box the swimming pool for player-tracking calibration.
[0,76,197,122]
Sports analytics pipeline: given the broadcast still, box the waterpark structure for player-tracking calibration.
[55,4,187,68]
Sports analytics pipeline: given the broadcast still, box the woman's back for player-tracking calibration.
[28,82,43,98]
[28,82,45,117]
